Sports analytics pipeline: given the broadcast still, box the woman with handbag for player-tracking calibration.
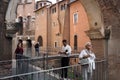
[79,42,96,80]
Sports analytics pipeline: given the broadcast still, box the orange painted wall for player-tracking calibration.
[50,1,67,48]
[70,1,90,50]
[35,7,48,48]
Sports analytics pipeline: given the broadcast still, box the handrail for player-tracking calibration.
[0,54,79,63]
[0,59,106,80]
[0,54,105,63]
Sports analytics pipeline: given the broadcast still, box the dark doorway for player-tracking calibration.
[26,39,32,56]
[74,35,78,50]
[26,39,32,48]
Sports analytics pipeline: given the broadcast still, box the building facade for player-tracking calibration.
[69,0,90,51]
[49,0,69,49]
[35,0,69,53]
[35,0,90,53]
[35,0,52,51]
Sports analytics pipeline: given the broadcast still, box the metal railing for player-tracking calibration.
[24,47,83,57]
[0,54,107,80]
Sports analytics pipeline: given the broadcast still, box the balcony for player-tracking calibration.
[0,54,107,80]
[6,22,22,37]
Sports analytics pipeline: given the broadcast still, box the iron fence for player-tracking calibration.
[0,54,107,80]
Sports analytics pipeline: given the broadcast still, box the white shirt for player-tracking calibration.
[61,44,72,56]
[79,49,96,71]
[79,49,89,59]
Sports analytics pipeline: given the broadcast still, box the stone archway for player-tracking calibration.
[76,0,105,58]
[77,0,120,80]
[79,0,104,36]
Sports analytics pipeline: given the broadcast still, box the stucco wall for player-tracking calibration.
[70,1,90,50]
[35,7,48,49]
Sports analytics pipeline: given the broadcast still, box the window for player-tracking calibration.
[64,4,67,9]
[39,3,44,7]
[74,35,78,50]
[52,7,56,14]
[73,13,78,24]
[61,4,66,11]
[54,42,58,48]
[40,3,42,7]
[41,10,44,15]
[55,8,56,12]
[44,3,46,6]
[36,3,38,9]
[61,5,64,10]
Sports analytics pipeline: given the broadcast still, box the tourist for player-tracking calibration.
[59,40,72,80]
[79,42,96,80]
[15,42,23,59]
[34,42,40,56]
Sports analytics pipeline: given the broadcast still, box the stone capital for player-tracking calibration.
[85,29,104,40]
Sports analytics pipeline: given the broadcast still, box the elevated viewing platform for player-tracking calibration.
[0,54,107,80]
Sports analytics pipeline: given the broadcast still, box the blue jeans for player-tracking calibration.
[35,48,39,56]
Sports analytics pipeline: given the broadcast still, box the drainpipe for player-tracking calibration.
[104,25,111,80]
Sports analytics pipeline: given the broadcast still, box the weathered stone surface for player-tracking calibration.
[0,0,19,60]
[97,0,120,80]
[79,0,120,79]
[0,0,12,60]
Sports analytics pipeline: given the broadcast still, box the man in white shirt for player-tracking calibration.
[79,42,96,80]
[59,40,72,79]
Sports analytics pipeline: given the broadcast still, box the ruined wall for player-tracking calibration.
[78,0,120,79]
[0,0,19,60]
[97,0,120,80]
[0,0,11,60]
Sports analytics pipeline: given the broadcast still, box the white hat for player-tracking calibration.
[85,42,92,47]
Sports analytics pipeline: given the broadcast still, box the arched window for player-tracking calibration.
[74,35,78,50]
[37,36,43,46]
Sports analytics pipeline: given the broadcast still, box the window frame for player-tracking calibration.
[52,7,56,14]
[73,13,78,24]
[54,41,58,48]
[60,4,66,11]
[74,35,78,50]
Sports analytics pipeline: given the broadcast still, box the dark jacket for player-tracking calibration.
[15,47,23,54]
